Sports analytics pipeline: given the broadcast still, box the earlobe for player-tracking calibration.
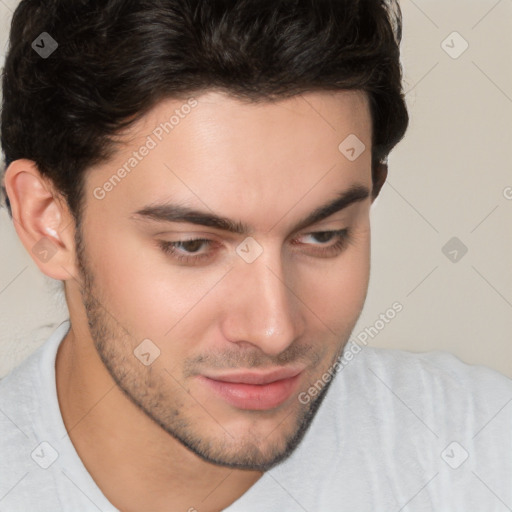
[371,162,388,200]
[3,159,77,280]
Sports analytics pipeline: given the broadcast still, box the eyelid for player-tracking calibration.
[154,217,350,239]
[156,222,351,244]
[157,228,351,266]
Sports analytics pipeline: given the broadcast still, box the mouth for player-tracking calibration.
[198,368,304,410]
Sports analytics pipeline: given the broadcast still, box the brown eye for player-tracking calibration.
[293,229,351,258]
[158,238,215,264]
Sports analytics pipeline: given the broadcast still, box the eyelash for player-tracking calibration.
[157,229,352,265]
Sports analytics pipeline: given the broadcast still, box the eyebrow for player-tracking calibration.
[131,184,370,235]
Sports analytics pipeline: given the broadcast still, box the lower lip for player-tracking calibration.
[199,373,302,410]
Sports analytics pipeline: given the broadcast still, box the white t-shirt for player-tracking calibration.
[1,320,511,511]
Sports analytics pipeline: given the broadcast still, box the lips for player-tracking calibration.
[199,367,304,410]
[204,367,304,385]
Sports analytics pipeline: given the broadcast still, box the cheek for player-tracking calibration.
[83,224,214,340]
[83,217,370,344]
[297,231,370,327]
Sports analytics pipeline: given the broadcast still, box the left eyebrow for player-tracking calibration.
[130,184,370,235]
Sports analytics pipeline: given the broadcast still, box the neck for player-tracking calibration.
[55,326,263,512]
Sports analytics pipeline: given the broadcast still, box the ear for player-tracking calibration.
[3,159,79,281]
[371,162,388,201]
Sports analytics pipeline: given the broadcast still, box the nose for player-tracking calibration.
[221,246,304,356]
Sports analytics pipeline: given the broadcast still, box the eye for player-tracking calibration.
[157,228,352,265]
[158,238,215,264]
[292,229,352,257]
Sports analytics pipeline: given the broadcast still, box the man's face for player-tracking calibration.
[74,89,374,471]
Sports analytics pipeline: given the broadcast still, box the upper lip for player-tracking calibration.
[203,367,304,385]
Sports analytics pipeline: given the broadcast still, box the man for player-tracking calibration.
[1,0,511,511]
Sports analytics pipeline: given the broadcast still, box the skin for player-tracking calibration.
[5,89,386,512]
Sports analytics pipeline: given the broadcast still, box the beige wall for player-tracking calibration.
[1,0,511,378]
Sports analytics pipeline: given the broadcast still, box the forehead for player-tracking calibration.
[84,89,372,231]
[152,88,372,147]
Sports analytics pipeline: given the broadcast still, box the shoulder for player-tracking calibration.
[358,344,512,391]
[0,337,46,451]
[0,341,55,506]
[332,344,512,429]
[0,322,68,467]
